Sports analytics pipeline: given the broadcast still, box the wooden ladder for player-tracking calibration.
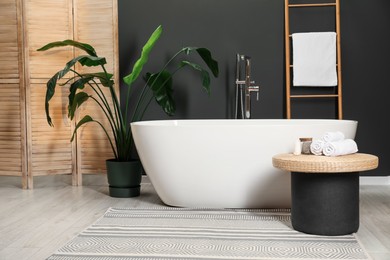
[284,0,343,119]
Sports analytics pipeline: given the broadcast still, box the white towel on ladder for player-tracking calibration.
[292,32,338,86]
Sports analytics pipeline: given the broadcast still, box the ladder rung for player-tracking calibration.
[290,94,339,98]
[288,3,336,8]
[289,64,338,67]
[289,33,338,37]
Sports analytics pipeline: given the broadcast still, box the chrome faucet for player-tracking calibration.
[234,54,260,119]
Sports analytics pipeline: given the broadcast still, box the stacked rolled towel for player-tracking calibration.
[322,131,345,142]
[323,139,358,157]
[308,131,358,156]
[310,139,326,155]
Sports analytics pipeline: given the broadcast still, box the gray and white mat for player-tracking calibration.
[48,207,370,260]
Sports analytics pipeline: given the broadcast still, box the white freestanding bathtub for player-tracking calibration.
[131,119,358,208]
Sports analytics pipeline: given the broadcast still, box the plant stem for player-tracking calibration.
[100,65,124,131]
[92,120,118,159]
[71,69,121,160]
[70,70,114,123]
[89,96,118,149]
[101,65,128,161]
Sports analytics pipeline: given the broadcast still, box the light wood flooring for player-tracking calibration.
[0,175,389,260]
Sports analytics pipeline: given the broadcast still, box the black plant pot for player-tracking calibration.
[106,159,142,198]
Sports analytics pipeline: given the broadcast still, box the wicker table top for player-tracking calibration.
[272,153,379,173]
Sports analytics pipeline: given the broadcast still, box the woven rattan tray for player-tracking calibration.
[272,153,378,173]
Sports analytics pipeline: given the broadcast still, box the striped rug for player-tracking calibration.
[48,207,370,260]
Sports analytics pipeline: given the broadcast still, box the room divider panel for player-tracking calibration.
[0,0,27,188]
[0,0,119,189]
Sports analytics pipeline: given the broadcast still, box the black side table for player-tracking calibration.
[272,153,378,236]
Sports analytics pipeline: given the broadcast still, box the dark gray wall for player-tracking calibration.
[118,0,390,176]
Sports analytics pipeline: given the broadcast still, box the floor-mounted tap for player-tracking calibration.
[234,54,260,119]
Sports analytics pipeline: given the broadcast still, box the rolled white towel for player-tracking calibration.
[322,131,345,142]
[323,139,358,157]
[310,139,325,155]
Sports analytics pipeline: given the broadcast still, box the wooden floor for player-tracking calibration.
[0,175,389,260]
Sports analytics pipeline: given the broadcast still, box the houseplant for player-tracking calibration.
[37,25,219,197]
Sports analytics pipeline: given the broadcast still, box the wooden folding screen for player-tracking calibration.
[285,0,343,119]
[24,0,76,188]
[73,0,119,182]
[0,0,27,188]
[0,0,118,188]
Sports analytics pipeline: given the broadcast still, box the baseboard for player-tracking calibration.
[360,176,390,185]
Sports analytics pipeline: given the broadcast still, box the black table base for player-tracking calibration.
[291,172,359,236]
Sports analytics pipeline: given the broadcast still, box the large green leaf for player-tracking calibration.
[44,55,107,126]
[70,115,116,159]
[68,76,92,99]
[67,72,113,88]
[37,39,97,57]
[67,72,113,119]
[180,61,211,95]
[92,72,114,87]
[182,47,219,78]
[45,72,60,126]
[50,55,105,89]
[195,48,219,77]
[68,92,90,120]
[123,25,163,86]
[52,55,106,85]
[145,70,175,116]
[78,56,107,67]
[70,115,94,142]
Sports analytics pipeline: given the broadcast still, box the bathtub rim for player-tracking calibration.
[131,119,358,127]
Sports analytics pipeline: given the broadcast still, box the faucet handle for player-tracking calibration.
[236,80,256,85]
[249,85,260,101]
